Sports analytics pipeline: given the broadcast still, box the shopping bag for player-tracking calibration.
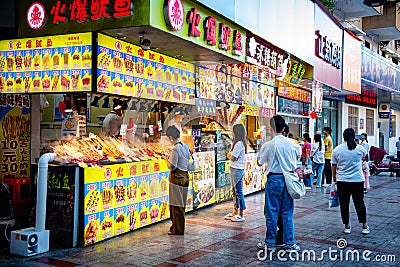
[302,165,313,177]
[329,183,340,208]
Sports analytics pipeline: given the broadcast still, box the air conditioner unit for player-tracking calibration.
[10,227,49,256]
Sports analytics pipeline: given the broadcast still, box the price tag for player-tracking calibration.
[157,120,162,131]
[149,125,154,136]
[131,124,138,137]
[120,124,127,136]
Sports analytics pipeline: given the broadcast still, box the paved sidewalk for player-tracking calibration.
[0,174,399,267]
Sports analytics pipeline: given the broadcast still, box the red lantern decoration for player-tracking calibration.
[310,111,318,119]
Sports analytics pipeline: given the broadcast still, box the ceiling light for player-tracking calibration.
[139,33,151,51]
[102,96,110,108]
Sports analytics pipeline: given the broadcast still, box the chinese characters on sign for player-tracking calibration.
[28,0,133,29]
[163,0,243,56]
[0,94,31,179]
[345,89,377,108]
[195,98,216,115]
[0,33,92,93]
[315,30,342,69]
[246,35,287,75]
[278,85,311,103]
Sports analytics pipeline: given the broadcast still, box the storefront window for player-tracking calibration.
[316,100,338,147]
[348,106,359,130]
[366,109,374,136]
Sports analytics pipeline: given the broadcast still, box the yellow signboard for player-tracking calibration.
[0,32,92,93]
[97,33,195,103]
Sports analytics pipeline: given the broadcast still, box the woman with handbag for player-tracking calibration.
[165,125,191,235]
[301,133,312,189]
[224,124,247,222]
[310,133,325,188]
[332,128,369,235]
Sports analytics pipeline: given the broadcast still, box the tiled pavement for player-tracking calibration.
[1,174,399,267]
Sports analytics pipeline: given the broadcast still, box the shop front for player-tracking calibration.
[1,0,254,250]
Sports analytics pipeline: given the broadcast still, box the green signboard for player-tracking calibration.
[150,0,246,62]
[19,0,150,37]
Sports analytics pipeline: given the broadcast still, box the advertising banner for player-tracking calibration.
[278,84,312,103]
[82,160,170,246]
[342,31,361,94]
[192,151,216,209]
[19,0,149,37]
[97,33,195,103]
[243,153,264,195]
[0,94,30,179]
[0,32,92,93]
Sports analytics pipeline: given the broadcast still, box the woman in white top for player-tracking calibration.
[332,128,369,235]
[224,124,247,222]
[310,133,325,188]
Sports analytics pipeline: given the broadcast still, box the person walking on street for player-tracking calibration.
[310,133,325,188]
[256,115,301,252]
[360,133,369,160]
[323,127,333,186]
[396,137,400,159]
[301,133,312,189]
[165,126,191,235]
[332,128,369,235]
[224,124,247,222]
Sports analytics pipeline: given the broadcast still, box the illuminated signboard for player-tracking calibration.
[278,85,311,103]
[151,0,245,61]
[345,89,377,108]
[19,0,149,37]
[97,33,195,103]
[0,32,92,93]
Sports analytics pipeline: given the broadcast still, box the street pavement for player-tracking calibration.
[0,174,399,266]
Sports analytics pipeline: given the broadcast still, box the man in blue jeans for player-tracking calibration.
[257,115,301,252]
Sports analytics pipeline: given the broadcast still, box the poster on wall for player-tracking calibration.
[312,81,323,113]
[192,151,216,209]
[0,94,30,179]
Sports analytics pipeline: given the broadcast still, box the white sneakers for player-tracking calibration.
[224,213,245,222]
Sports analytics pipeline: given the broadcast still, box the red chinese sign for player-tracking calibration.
[162,0,243,57]
[278,85,311,103]
[27,0,133,29]
[345,89,377,108]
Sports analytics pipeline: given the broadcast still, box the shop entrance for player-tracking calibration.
[316,100,338,147]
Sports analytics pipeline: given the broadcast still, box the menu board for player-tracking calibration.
[243,153,264,195]
[97,33,195,103]
[215,160,233,204]
[83,159,170,246]
[197,64,243,104]
[192,151,216,209]
[0,33,92,93]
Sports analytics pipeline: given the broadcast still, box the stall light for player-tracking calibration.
[160,104,168,113]
[64,95,73,113]
[147,101,154,111]
[151,103,160,112]
[184,107,189,115]
[102,96,110,108]
[139,101,148,112]
[90,96,101,107]
[121,100,128,110]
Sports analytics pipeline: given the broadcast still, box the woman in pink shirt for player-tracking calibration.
[301,133,312,189]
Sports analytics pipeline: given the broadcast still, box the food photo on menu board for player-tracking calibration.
[0,33,92,93]
[192,151,216,209]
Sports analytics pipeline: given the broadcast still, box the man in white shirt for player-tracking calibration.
[256,116,301,252]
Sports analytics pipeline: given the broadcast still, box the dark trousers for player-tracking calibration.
[397,151,400,159]
[276,213,283,245]
[323,159,332,184]
[337,181,367,225]
[169,169,189,234]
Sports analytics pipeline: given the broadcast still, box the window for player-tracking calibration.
[348,106,359,130]
[365,41,370,49]
[366,109,374,136]
[392,114,397,137]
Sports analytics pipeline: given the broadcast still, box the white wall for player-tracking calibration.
[379,109,400,154]
[341,103,378,148]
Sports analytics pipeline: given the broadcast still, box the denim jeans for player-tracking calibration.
[302,157,313,187]
[230,167,246,210]
[264,174,295,245]
[311,162,324,186]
